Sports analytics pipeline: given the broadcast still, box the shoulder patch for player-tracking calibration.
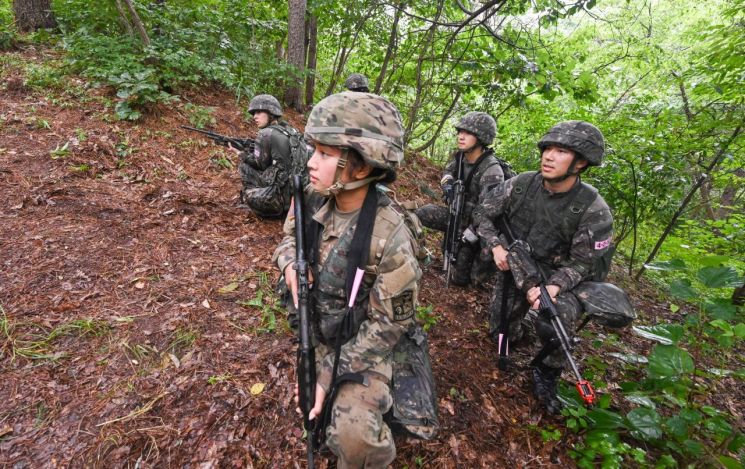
[392,290,415,322]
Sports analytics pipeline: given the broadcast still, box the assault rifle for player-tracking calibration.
[293,175,317,468]
[180,125,255,152]
[497,216,596,406]
[443,152,465,287]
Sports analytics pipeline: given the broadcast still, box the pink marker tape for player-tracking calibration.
[347,268,365,308]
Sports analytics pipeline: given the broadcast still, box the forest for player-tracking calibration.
[1,0,743,467]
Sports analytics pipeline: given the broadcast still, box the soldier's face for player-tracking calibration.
[541,145,577,179]
[307,143,344,191]
[457,130,478,150]
[253,111,271,128]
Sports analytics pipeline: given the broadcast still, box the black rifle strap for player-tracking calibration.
[462,150,493,196]
[315,185,379,445]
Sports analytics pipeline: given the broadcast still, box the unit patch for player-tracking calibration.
[594,238,611,250]
[392,290,415,322]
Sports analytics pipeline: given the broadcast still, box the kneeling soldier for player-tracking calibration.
[274,92,428,467]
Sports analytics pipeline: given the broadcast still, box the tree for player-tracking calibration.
[285,0,306,111]
[13,0,57,32]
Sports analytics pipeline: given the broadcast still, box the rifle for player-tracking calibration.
[180,125,255,152]
[443,152,465,287]
[497,216,596,406]
[293,175,317,468]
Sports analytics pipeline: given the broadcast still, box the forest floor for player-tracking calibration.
[1,44,742,468]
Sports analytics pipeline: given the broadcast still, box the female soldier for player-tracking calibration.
[273,92,421,468]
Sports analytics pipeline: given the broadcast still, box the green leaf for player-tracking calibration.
[587,409,625,430]
[645,259,687,271]
[734,323,745,338]
[626,407,663,441]
[682,439,704,457]
[624,393,656,409]
[669,278,697,300]
[632,324,684,345]
[665,415,690,440]
[718,456,742,469]
[697,266,740,288]
[704,298,737,320]
[608,352,648,364]
[647,344,694,378]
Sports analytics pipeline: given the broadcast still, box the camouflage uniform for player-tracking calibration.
[274,92,425,468]
[476,171,613,368]
[239,94,295,218]
[416,112,503,287]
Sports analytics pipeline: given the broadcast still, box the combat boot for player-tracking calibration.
[532,365,563,414]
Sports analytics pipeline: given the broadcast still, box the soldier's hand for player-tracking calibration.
[441,183,453,203]
[227,142,242,156]
[308,384,326,421]
[284,263,314,308]
[528,284,560,309]
[492,245,510,271]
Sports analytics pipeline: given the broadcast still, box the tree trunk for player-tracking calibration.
[304,14,317,107]
[13,0,57,32]
[285,0,307,112]
[374,2,403,94]
[121,0,150,46]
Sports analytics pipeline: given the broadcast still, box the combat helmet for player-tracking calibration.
[248,94,283,118]
[537,121,605,165]
[455,112,497,146]
[305,91,404,195]
[344,73,370,92]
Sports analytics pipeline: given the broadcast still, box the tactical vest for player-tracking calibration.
[461,149,501,223]
[506,171,599,274]
[310,192,404,346]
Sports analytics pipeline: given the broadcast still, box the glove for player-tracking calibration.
[461,226,479,245]
[442,183,453,203]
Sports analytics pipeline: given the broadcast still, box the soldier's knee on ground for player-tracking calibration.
[326,378,396,469]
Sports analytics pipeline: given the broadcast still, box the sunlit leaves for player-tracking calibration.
[647,344,694,379]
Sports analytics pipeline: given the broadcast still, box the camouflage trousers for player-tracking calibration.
[238,160,288,218]
[325,375,396,468]
[488,271,583,369]
[415,204,495,287]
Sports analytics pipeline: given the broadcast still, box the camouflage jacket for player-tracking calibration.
[239,123,293,186]
[475,171,613,293]
[441,148,505,229]
[273,187,422,392]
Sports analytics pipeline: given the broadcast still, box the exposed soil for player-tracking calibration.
[1,44,742,468]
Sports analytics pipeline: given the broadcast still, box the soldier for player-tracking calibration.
[415,112,507,288]
[229,94,295,218]
[475,121,615,414]
[343,73,370,92]
[274,92,425,467]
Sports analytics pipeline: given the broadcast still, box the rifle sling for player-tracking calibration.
[313,185,379,446]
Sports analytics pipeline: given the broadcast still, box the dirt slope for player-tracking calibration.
[0,45,672,468]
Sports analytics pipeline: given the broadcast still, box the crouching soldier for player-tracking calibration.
[416,112,509,288]
[274,92,437,467]
[229,94,296,218]
[475,121,634,413]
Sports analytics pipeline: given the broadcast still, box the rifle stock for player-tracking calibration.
[293,175,317,467]
[180,125,255,152]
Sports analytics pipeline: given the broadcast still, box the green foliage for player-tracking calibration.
[236,272,285,334]
[565,259,744,466]
[415,304,439,332]
[110,70,178,120]
[184,103,216,128]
